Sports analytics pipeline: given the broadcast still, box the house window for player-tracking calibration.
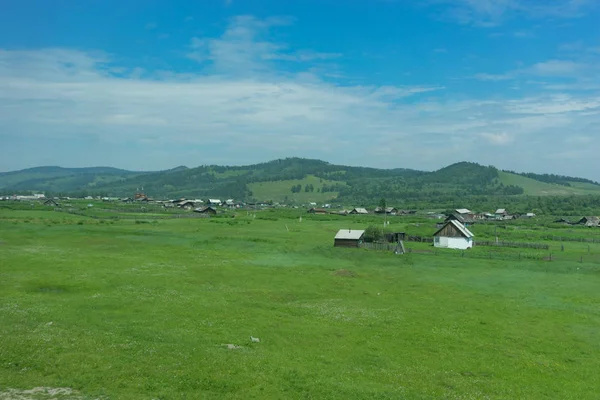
[434,237,440,243]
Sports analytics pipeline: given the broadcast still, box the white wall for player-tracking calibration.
[434,236,472,250]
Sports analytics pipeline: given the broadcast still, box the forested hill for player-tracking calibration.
[2,158,600,203]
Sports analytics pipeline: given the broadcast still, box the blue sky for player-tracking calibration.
[1,0,599,180]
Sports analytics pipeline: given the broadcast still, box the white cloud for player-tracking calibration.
[474,72,514,81]
[528,59,584,76]
[0,16,600,180]
[432,0,597,26]
[480,132,512,145]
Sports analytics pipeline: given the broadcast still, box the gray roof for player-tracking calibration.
[434,220,474,238]
[456,208,471,214]
[352,208,369,214]
[495,208,506,214]
[335,229,366,240]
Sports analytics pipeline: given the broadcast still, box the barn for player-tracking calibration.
[433,220,474,250]
[334,229,365,248]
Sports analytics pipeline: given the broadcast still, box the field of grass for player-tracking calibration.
[1,206,600,399]
[498,171,600,196]
[248,174,343,204]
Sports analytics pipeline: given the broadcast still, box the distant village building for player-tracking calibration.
[495,208,511,220]
[445,212,475,226]
[178,200,197,210]
[433,220,474,250]
[349,208,369,215]
[576,216,600,227]
[194,206,217,215]
[307,208,328,214]
[375,207,398,215]
[334,229,365,248]
[43,199,59,207]
[208,199,222,206]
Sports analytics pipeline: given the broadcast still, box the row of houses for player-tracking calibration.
[333,219,475,250]
[445,208,536,225]
[308,207,416,215]
[554,216,600,227]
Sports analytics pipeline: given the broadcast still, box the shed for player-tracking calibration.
[334,229,365,247]
[433,220,474,250]
[385,232,406,242]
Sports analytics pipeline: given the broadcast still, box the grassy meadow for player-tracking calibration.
[1,204,600,399]
[247,174,343,204]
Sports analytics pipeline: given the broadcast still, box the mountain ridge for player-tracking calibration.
[1,158,599,202]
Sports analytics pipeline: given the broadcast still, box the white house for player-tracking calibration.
[433,220,474,250]
[208,199,222,206]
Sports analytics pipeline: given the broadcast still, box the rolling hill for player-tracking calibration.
[1,159,600,205]
[0,166,147,193]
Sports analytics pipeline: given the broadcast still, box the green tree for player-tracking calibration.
[379,198,387,210]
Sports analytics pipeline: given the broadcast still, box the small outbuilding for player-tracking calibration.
[334,229,365,248]
[433,220,474,250]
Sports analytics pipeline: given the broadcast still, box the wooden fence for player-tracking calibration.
[542,235,600,244]
[359,242,399,251]
[474,240,549,250]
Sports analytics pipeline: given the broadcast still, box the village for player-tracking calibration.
[3,192,599,256]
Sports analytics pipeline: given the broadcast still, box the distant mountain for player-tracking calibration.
[0,166,148,194]
[1,158,600,203]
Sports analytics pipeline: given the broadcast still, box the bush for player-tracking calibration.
[364,225,383,242]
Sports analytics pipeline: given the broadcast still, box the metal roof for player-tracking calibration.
[495,208,506,214]
[352,208,369,214]
[455,208,471,214]
[335,229,366,240]
[434,220,474,238]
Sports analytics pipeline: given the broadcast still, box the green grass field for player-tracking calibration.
[248,174,343,204]
[498,171,600,196]
[1,206,600,399]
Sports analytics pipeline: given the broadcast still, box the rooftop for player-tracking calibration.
[335,229,366,240]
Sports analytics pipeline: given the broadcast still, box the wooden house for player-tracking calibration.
[445,212,475,226]
[178,200,197,210]
[576,216,600,227]
[194,206,217,215]
[495,208,510,219]
[334,229,365,248]
[307,208,328,214]
[433,220,474,250]
[349,208,369,215]
[43,199,59,207]
[375,207,398,215]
